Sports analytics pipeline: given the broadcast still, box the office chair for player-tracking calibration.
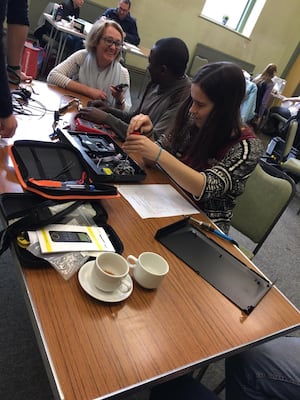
[193,160,296,395]
[229,159,295,259]
[263,114,300,182]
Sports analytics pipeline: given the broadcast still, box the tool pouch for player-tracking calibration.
[8,140,119,200]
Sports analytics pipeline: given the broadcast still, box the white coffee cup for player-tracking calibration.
[127,252,169,289]
[91,252,129,292]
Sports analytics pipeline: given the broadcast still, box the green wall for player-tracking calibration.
[29,0,300,77]
[91,0,300,76]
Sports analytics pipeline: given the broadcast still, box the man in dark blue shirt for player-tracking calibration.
[102,0,140,46]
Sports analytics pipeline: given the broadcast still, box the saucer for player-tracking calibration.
[78,261,133,302]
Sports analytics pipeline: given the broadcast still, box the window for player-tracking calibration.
[200,0,266,37]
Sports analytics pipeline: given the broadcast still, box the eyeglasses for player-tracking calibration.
[101,36,123,49]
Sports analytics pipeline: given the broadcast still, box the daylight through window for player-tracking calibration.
[200,0,266,37]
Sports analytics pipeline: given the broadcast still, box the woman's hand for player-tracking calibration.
[122,133,161,162]
[76,107,107,124]
[127,114,153,135]
[87,87,107,101]
[110,84,128,109]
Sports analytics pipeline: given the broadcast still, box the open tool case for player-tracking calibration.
[57,130,147,182]
[0,193,124,268]
[155,217,273,314]
[8,140,119,200]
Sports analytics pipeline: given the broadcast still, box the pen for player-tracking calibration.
[189,217,239,247]
[64,183,95,190]
[28,178,95,191]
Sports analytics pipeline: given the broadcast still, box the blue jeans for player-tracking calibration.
[225,336,300,400]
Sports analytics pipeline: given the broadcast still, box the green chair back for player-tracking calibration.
[231,160,295,257]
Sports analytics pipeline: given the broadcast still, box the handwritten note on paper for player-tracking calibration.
[117,184,199,219]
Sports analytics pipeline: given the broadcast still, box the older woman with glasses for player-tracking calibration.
[47,19,131,110]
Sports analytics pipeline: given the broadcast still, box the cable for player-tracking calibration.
[11,94,48,118]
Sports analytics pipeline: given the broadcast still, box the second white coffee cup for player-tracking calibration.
[127,252,169,289]
[91,252,129,292]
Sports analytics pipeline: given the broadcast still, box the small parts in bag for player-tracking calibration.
[58,130,147,182]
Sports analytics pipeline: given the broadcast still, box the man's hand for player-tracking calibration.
[87,99,108,109]
[76,107,108,124]
[0,114,17,138]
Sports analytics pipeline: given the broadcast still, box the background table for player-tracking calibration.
[40,14,149,77]
[1,81,300,400]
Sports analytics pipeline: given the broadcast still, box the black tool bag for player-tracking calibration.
[0,193,123,268]
[8,140,119,200]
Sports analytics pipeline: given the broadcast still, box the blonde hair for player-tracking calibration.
[261,63,277,78]
[85,19,125,58]
[253,63,277,84]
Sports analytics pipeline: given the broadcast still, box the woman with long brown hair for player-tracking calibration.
[123,62,264,233]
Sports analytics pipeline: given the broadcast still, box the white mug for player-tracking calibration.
[127,252,169,289]
[91,252,129,292]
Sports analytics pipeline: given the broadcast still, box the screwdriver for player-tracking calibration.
[28,178,95,190]
[189,217,239,247]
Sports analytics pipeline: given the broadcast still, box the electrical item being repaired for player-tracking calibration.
[58,97,82,114]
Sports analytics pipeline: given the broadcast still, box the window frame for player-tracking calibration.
[200,0,266,38]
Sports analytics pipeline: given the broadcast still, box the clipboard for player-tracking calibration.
[155,217,273,314]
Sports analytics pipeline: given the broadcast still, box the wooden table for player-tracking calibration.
[2,81,300,400]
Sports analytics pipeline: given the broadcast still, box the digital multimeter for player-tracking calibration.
[74,118,115,137]
[49,230,92,243]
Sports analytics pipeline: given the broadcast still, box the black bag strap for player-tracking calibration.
[0,200,85,256]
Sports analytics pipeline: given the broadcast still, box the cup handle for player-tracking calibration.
[119,280,131,293]
[127,255,138,269]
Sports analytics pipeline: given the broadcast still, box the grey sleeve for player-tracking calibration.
[104,113,130,141]
[152,107,179,144]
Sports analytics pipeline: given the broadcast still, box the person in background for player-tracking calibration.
[1,0,32,137]
[225,336,300,399]
[252,63,277,126]
[47,19,132,110]
[240,70,257,124]
[60,0,84,18]
[122,62,264,233]
[101,0,140,46]
[34,0,85,51]
[59,0,85,54]
[149,336,300,400]
[76,37,191,142]
[261,95,300,143]
[6,0,32,85]
[0,0,16,138]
